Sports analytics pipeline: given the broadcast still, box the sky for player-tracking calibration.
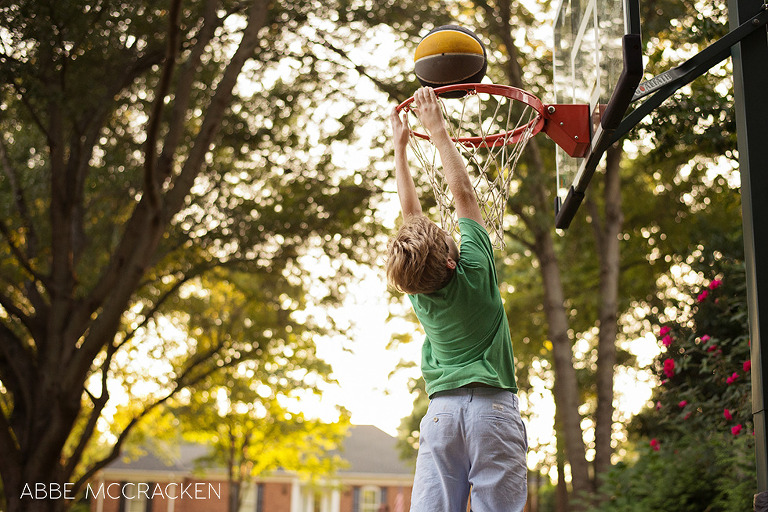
[311,270,423,436]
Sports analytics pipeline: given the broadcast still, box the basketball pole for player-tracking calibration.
[728,0,768,495]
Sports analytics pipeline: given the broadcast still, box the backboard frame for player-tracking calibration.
[552,0,643,229]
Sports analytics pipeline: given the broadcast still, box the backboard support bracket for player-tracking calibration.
[616,5,768,142]
[542,104,592,158]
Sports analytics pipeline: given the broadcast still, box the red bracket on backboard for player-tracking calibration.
[542,104,590,158]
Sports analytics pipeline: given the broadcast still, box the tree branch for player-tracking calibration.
[64,342,115,478]
[0,323,35,451]
[144,0,183,210]
[9,80,50,141]
[67,0,270,423]
[68,3,254,357]
[504,226,536,251]
[310,30,405,103]
[157,0,222,182]
[118,274,192,351]
[0,291,34,335]
[72,345,239,491]
[0,135,39,258]
[0,219,49,289]
[164,0,270,214]
[0,397,22,488]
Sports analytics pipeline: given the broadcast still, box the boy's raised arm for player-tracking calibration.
[391,107,423,218]
[412,87,484,227]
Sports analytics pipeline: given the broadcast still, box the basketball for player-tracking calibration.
[414,25,487,97]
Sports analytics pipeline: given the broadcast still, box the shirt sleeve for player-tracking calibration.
[457,218,495,271]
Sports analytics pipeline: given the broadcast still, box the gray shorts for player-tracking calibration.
[410,387,528,512]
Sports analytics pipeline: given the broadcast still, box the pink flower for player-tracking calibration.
[678,400,688,408]
[744,360,752,373]
[684,412,692,420]
[732,424,743,436]
[656,401,662,410]
[700,335,711,343]
[662,335,673,347]
[709,279,722,290]
[707,344,719,353]
[697,290,709,302]
[650,438,660,451]
[659,326,671,336]
[724,408,733,420]
[726,372,740,384]
[663,358,676,379]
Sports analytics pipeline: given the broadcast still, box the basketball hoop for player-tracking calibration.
[396,83,541,249]
[396,83,589,248]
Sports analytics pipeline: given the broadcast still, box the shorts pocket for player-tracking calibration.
[476,397,525,445]
[421,411,457,443]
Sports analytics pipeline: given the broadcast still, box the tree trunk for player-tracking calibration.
[591,145,624,482]
[528,469,540,512]
[536,222,592,499]
[488,0,594,500]
[556,428,569,512]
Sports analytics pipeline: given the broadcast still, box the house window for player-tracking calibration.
[239,481,258,512]
[360,486,381,512]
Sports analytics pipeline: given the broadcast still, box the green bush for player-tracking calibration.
[594,261,755,511]
[595,432,754,512]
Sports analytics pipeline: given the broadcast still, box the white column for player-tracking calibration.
[330,488,341,512]
[290,479,302,512]
[166,477,177,512]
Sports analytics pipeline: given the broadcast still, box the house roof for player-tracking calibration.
[106,441,211,474]
[336,425,413,476]
[104,425,413,478]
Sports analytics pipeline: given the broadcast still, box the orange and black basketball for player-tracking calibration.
[414,25,487,97]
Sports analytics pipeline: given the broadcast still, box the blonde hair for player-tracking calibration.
[386,214,453,294]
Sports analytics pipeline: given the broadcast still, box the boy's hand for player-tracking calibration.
[390,107,410,151]
[413,87,448,140]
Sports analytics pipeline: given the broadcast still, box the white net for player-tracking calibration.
[403,88,540,249]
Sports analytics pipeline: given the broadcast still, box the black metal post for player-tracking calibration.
[728,0,768,494]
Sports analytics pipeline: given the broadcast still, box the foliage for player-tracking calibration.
[592,258,755,511]
[170,366,349,512]
[395,376,427,465]
[0,1,398,510]
[639,269,751,441]
[593,434,754,512]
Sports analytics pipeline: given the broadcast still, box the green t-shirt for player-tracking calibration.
[409,218,518,397]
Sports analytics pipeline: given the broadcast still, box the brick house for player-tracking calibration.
[88,425,413,512]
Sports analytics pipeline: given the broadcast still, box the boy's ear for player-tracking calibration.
[446,258,457,270]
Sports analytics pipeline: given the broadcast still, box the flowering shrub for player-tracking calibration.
[593,262,754,512]
[645,268,752,443]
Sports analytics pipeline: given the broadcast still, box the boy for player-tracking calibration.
[387,87,528,512]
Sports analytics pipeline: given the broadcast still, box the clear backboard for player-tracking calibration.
[553,0,642,227]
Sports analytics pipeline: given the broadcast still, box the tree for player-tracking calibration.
[0,1,385,510]
[173,374,348,512]
[164,272,349,512]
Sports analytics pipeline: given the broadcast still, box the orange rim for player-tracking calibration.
[396,83,545,147]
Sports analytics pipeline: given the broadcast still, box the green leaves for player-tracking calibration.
[593,260,755,510]
[0,1,397,504]
[643,267,751,441]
